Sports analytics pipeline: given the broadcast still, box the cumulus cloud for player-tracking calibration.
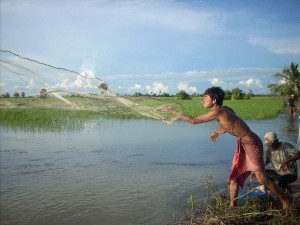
[210,78,226,86]
[207,77,267,93]
[54,79,69,89]
[239,78,263,88]
[53,70,97,91]
[146,82,169,94]
[128,84,142,92]
[177,82,197,94]
[72,75,94,89]
[26,79,36,89]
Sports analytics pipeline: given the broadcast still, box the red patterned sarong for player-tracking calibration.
[228,131,265,188]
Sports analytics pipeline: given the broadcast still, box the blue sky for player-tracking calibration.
[1,0,300,95]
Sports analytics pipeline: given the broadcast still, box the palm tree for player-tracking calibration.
[268,62,300,97]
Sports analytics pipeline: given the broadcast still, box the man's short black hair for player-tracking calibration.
[204,86,225,106]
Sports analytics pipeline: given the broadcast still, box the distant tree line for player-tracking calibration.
[174,87,254,100]
[1,92,26,98]
[126,91,202,98]
[122,88,255,100]
[0,87,265,100]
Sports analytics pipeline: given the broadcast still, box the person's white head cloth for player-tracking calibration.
[264,131,278,147]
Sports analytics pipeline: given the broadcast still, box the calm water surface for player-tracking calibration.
[0,114,298,225]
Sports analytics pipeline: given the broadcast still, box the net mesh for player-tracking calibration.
[0,50,179,124]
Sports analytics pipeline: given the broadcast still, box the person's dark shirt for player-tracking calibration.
[288,98,295,107]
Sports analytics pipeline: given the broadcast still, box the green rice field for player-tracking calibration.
[0,96,286,131]
[131,96,285,120]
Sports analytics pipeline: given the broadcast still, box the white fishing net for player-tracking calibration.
[0,50,179,124]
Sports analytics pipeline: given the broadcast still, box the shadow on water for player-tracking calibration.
[279,114,299,144]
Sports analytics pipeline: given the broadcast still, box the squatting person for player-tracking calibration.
[251,131,300,192]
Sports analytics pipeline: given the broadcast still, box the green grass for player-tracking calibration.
[151,96,284,120]
[223,96,284,120]
[172,177,300,225]
[0,107,101,132]
[127,96,285,120]
[0,96,286,131]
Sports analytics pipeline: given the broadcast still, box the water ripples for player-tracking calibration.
[1,117,298,225]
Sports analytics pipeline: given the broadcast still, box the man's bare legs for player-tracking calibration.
[229,180,239,208]
[255,170,291,209]
[230,171,291,209]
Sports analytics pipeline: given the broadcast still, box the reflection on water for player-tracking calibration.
[0,114,298,225]
[287,116,298,134]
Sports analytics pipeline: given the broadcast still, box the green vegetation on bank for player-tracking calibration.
[0,96,285,131]
[130,96,285,120]
[0,108,101,132]
[172,177,299,225]
[223,96,285,120]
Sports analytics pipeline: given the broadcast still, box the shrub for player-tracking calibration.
[176,90,192,100]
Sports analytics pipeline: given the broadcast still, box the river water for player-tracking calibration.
[0,114,298,225]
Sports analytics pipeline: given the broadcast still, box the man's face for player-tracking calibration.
[203,95,215,108]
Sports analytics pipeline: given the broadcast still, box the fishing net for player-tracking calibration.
[0,50,180,124]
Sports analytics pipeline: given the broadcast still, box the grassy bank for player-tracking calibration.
[0,96,285,131]
[172,178,300,225]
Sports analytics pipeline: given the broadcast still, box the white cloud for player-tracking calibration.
[146,82,169,94]
[210,78,226,86]
[177,82,197,94]
[26,79,36,89]
[72,75,93,89]
[128,84,142,92]
[105,67,280,95]
[207,76,268,93]
[53,70,98,91]
[280,79,286,84]
[239,78,263,88]
[54,79,69,89]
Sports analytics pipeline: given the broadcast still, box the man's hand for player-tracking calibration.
[210,132,218,142]
[279,161,288,171]
[250,173,256,182]
[160,107,179,117]
[160,107,173,113]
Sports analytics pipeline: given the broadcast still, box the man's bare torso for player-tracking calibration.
[215,107,251,138]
